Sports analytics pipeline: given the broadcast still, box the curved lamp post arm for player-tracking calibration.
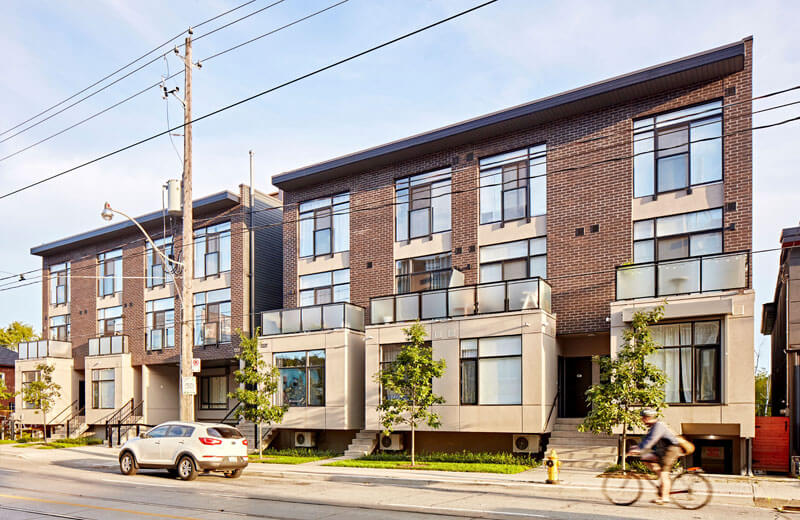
[102,203,184,268]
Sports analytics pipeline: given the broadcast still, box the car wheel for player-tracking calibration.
[225,469,243,479]
[176,456,197,481]
[119,452,137,476]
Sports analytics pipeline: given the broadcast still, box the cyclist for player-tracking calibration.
[627,409,682,505]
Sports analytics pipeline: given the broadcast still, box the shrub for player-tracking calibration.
[363,451,540,466]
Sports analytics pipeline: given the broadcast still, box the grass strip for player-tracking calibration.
[326,459,532,474]
[247,448,339,465]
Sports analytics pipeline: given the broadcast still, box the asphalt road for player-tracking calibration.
[0,448,789,520]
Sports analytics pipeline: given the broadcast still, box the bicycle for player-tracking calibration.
[601,455,713,509]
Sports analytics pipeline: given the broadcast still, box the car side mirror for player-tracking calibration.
[140,432,149,439]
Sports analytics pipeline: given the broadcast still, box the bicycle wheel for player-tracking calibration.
[671,471,713,510]
[602,472,644,506]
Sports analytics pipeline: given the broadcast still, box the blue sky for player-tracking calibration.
[1,0,798,371]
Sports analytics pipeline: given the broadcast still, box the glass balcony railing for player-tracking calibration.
[615,251,749,300]
[88,335,129,356]
[370,277,552,325]
[17,340,72,360]
[261,302,365,335]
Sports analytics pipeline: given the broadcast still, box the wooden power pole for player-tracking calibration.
[179,30,195,422]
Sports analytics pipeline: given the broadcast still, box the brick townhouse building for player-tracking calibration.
[260,37,755,473]
[15,185,282,437]
[1,346,16,411]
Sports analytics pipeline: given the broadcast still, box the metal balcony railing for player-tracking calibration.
[369,276,552,325]
[261,302,365,335]
[17,340,72,360]
[615,250,749,300]
[88,335,129,356]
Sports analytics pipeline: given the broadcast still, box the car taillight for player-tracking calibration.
[242,439,248,446]
[199,437,223,445]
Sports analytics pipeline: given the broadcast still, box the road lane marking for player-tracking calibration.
[0,493,204,520]
[387,504,547,517]
[0,468,20,472]
[101,477,177,488]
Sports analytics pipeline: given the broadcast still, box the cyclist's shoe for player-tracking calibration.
[651,498,670,505]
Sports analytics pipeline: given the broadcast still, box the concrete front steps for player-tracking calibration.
[342,430,379,459]
[546,418,619,470]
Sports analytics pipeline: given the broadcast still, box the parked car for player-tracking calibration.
[118,421,248,481]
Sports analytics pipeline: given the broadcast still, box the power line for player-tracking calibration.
[0,0,500,201]
[0,0,349,165]
[0,0,264,143]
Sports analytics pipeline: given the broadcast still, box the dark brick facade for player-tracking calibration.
[281,40,753,336]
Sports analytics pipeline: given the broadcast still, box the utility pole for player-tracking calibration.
[179,30,195,422]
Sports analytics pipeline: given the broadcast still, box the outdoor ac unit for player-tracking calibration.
[294,431,316,448]
[380,433,403,451]
[513,434,540,454]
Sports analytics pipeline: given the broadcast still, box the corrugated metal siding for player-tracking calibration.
[253,197,283,328]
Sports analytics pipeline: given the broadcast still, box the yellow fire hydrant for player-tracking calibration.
[545,449,561,484]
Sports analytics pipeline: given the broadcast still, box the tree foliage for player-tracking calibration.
[229,328,286,459]
[20,363,61,443]
[579,306,668,470]
[375,322,446,466]
[755,370,771,416]
[0,321,38,350]
[0,377,14,408]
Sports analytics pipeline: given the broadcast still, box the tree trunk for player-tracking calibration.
[621,422,627,472]
[257,421,262,460]
[42,410,47,445]
[411,422,415,467]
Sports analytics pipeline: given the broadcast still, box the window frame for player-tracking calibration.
[193,289,232,346]
[298,269,350,307]
[479,144,547,225]
[395,253,452,294]
[49,315,70,341]
[97,250,122,297]
[479,237,547,283]
[649,320,722,405]
[146,237,173,288]
[97,305,123,336]
[298,193,349,259]
[91,368,115,409]
[194,222,231,279]
[22,370,39,409]
[633,100,724,198]
[459,336,523,406]
[632,208,724,264]
[395,168,452,242]
[274,350,326,407]
[50,262,70,305]
[199,374,228,410]
[146,297,175,351]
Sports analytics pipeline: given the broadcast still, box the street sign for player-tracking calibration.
[192,358,201,373]
[182,376,197,395]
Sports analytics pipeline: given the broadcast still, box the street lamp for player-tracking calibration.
[101,201,195,422]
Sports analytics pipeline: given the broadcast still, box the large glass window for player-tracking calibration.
[49,262,69,305]
[396,169,451,241]
[480,237,547,282]
[460,336,522,405]
[633,208,723,263]
[22,371,39,409]
[146,237,173,288]
[49,315,70,341]
[98,249,122,297]
[299,269,349,306]
[633,101,723,198]
[200,375,227,410]
[146,297,175,350]
[299,194,349,257]
[479,145,546,224]
[396,254,452,293]
[275,350,325,407]
[194,222,231,278]
[97,306,123,336]
[92,368,115,409]
[649,321,721,403]
[193,289,231,346]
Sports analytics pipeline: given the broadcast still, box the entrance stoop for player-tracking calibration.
[546,418,618,471]
[342,430,379,459]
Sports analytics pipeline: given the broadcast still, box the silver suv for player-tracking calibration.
[118,421,248,481]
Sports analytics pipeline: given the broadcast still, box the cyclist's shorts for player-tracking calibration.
[661,445,682,468]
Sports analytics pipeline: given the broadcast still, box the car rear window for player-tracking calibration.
[206,426,244,439]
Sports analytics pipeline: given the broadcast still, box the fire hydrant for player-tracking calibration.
[545,449,561,484]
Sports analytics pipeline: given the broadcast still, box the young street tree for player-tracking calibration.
[0,376,14,407]
[0,321,38,350]
[20,363,61,444]
[375,322,446,466]
[229,329,286,460]
[579,307,667,471]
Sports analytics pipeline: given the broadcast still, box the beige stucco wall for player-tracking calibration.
[259,328,365,430]
[609,289,755,438]
[14,357,75,425]
[364,310,557,434]
[477,216,546,246]
[192,270,232,294]
[195,366,237,423]
[142,364,179,425]
[631,182,723,221]
[393,232,452,260]
[297,252,349,276]
[84,353,134,425]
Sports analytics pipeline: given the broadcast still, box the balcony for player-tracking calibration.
[17,340,72,360]
[88,335,129,356]
[370,277,552,325]
[615,251,749,300]
[261,302,365,335]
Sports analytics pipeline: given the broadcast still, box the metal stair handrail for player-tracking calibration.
[220,402,243,425]
[65,405,86,438]
[48,400,78,427]
[545,391,560,430]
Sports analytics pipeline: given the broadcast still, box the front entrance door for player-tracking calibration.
[559,356,592,418]
[78,380,85,411]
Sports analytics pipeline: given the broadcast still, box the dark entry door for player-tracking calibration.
[78,380,85,411]
[559,356,592,418]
